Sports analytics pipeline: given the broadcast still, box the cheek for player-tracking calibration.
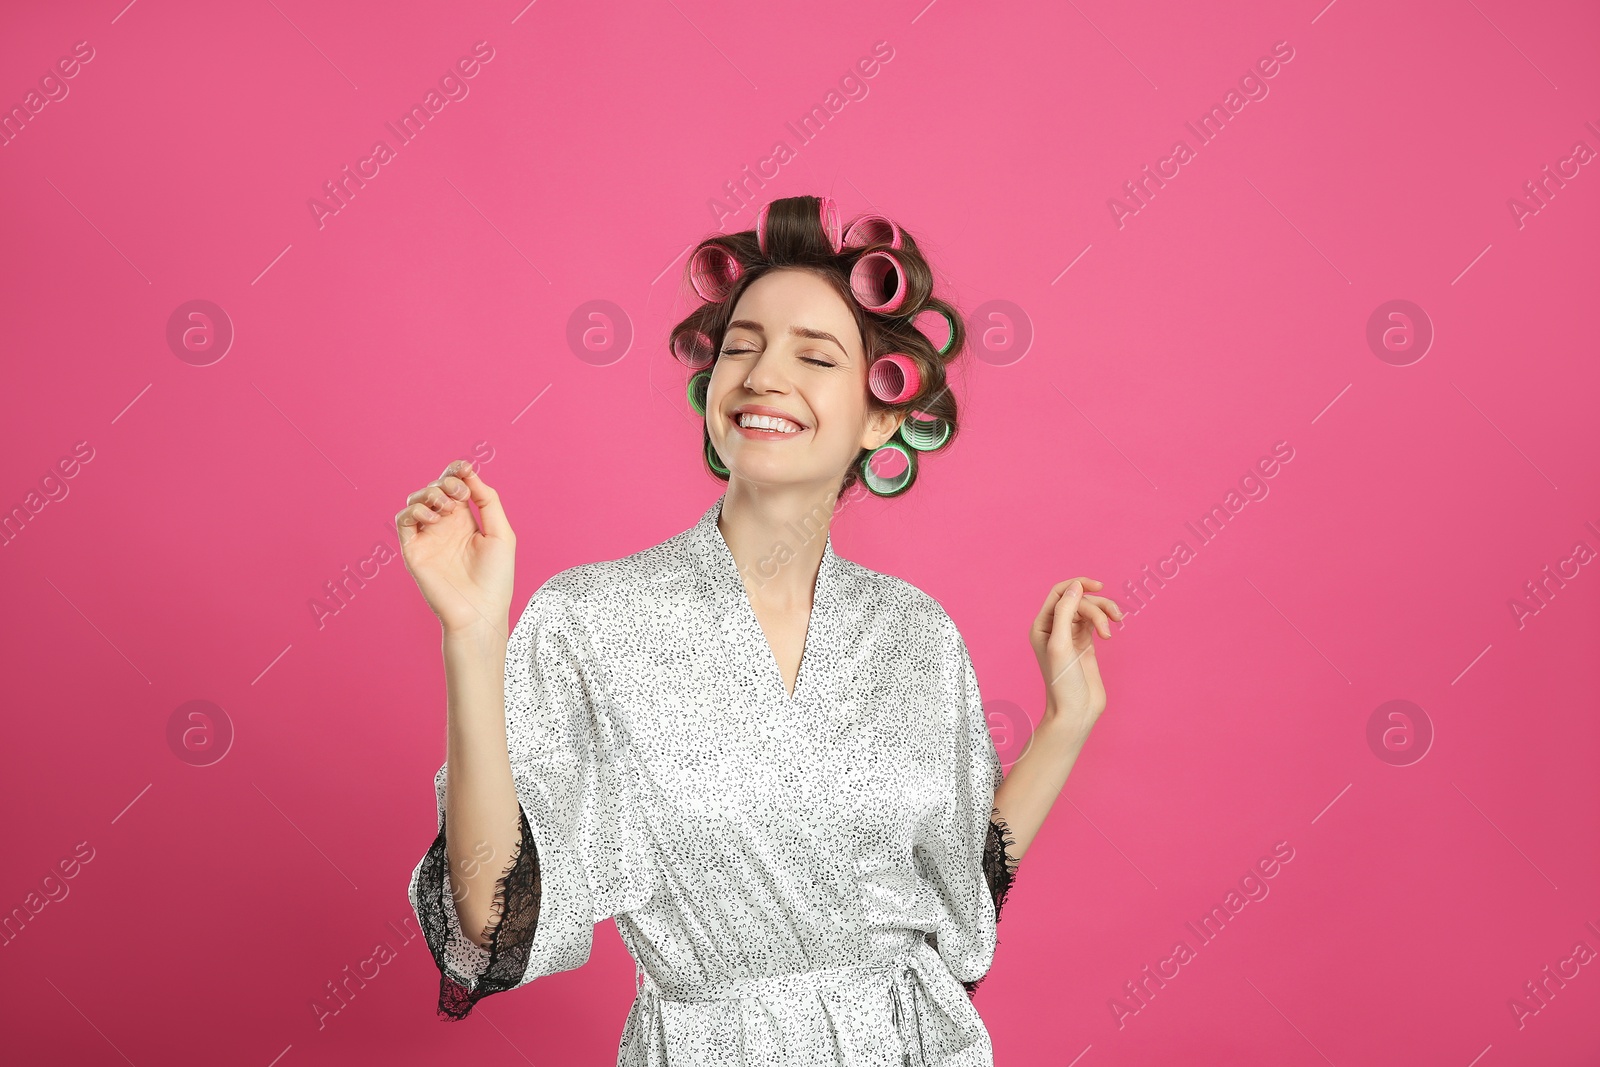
[703,366,739,421]
[812,379,870,434]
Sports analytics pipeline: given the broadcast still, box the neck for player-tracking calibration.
[717,481,841,607]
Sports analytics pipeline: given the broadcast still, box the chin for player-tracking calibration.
[724,462,834,490]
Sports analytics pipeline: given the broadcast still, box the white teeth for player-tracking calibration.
[738,413,802,433]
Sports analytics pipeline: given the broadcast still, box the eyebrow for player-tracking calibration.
[725,320,849,358]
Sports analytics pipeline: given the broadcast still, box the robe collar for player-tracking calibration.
[683,491,844,704]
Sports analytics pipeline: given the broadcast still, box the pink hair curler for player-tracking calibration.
[843,213,902,250]
[867,352,920,404]
[755,202,772,255]
[850,250,908,314]
[673,329,715,370]
[689,243,743,302]
[819,195,842,252]
[757,197,843,256]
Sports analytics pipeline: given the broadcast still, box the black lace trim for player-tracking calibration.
[416,804,542,1020]
[963,808,1021,998]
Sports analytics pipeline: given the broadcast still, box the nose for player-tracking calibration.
[740,348,792,394]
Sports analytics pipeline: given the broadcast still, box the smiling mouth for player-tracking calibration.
[736,412,806,434]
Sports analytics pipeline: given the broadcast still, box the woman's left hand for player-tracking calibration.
[1029,577,1123,743]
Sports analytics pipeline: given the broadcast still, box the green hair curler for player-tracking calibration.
[687,370,711,416]
[898,410,951,452]
[860,440,917,497]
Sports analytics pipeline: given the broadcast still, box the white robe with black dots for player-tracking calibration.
[408,492,1019,1066]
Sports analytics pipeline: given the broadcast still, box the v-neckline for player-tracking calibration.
[688,493,838,707]
[745,565,823,702]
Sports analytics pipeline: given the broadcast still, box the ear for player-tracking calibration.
[861,406,903,451]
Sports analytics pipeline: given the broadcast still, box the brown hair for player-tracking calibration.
[668,195,966,499]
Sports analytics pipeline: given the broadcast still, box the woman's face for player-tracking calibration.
[707,268,901,493]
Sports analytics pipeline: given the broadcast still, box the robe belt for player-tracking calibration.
[634,947,931,1066]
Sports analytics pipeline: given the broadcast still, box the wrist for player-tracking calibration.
[441,618,510,649]
[1037,705,1094,752]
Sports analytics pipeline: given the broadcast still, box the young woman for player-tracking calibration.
[398,196,1121,1065]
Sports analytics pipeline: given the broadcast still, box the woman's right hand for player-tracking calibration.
[395,459,516,638]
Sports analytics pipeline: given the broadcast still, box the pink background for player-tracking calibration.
[2,0,1597,1063]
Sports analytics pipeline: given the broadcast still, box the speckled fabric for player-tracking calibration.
[409,491,1018,1065]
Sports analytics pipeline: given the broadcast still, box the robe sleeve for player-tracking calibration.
[913,617,1018,999]
[408,576,656,1020]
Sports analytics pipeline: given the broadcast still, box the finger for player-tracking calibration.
[450,460,514,542]
[405,484,458,514]
[1046,579,1084,649]
[1031,579,1078,639]
[1045,576,1103,596]
[394,501,443,547]
[397,501,444,527]
[1077,597,1113,639]
[436,472,471,501]
[1084,593,1124,620]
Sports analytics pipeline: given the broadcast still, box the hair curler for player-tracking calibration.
[867,352,920,404]
[859,440,917,497]
[916,305,959,355]
[843,213,903,250]
[850,250,908,314]
[818,195,842,253]
[898,409,951,451]
[673,329,716,370]
[689,243,743,302]
[687,369,712,416]
[705,436,730,476]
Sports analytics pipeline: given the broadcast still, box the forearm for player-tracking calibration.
[441,621,519,948]
[991,715,1089,864]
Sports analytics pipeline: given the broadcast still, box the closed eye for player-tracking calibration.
[722,347,834,369]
